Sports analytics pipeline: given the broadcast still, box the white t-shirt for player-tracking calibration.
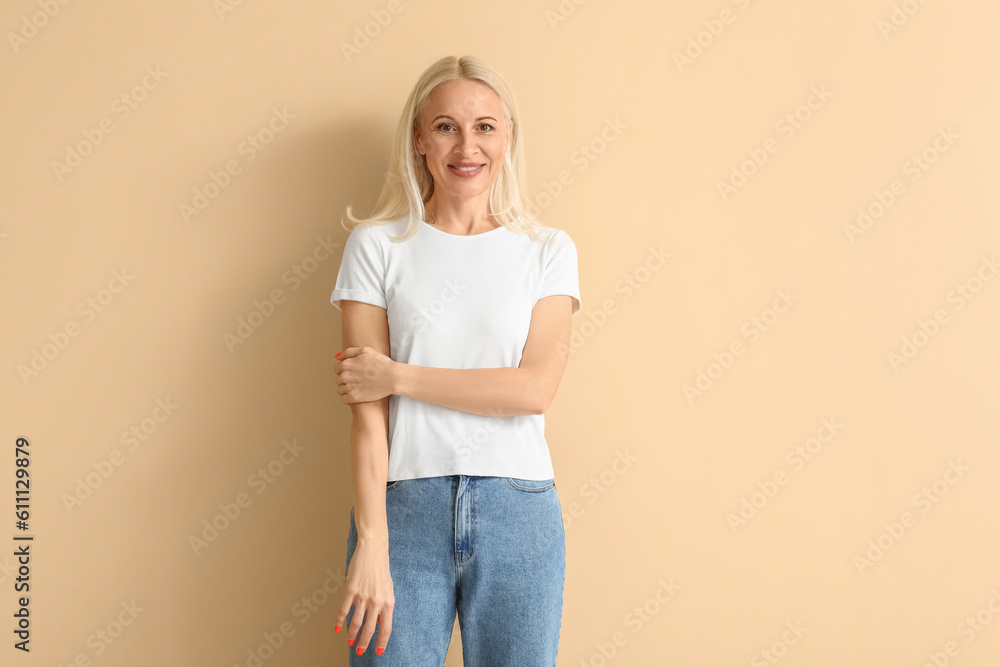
[330,215,581,481]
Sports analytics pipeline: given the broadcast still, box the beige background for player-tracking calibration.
[3,0,999,665]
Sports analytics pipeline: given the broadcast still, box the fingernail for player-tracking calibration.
[336,352,342,357]
[348,639,354,647]
[357,646,365,656]
[334,626,340,633]
[377,647,384,656]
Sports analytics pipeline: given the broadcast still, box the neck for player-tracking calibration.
[423,192,496,234]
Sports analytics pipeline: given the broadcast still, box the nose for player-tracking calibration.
[455,130,478,158]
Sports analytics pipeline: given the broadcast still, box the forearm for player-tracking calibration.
[349,402,389,545]
[392,364,541,417]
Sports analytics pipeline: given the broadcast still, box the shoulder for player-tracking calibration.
[512,219,575,246]
[347,216,409,247]
[530,224,577,254]
[357,216,413,244]
[350,216,406,236]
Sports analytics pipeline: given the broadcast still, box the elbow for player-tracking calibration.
[532,385,556,415]
[526,368,560,415]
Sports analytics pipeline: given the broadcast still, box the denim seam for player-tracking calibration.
[504,477,556,493]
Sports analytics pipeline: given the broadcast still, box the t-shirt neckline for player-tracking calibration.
[420,220,505,238]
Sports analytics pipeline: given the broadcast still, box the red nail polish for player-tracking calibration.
[335,626,340,633]
[357,646,365,656]
[377,647,384,656]
[348,639,354,646]
[336,352,342,358]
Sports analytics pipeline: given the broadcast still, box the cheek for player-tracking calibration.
[425,139,452,159]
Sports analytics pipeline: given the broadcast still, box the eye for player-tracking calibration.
[433,122,496,133]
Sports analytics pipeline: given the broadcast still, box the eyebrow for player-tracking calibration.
[430,115,498,123]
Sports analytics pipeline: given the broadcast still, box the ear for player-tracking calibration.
[413,125,424,156]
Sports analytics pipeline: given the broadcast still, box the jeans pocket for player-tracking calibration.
[505,477,556,493]
[386,479,404,492]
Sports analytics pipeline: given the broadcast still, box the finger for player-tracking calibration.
[334,596,352,634]
[375,609,393,655]
[355,607,381,656]
[360,593,394,653]
[347,604,367,647]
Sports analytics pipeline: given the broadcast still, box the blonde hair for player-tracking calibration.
[341,55,546,243]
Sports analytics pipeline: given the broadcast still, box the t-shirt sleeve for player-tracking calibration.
[330,223,387,311]
[535,229,581,316]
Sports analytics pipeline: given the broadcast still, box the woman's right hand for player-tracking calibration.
[336,537,395,656]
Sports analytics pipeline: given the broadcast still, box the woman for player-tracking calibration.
[329,54,581,666]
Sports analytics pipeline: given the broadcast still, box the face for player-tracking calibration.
[414,79,510,203]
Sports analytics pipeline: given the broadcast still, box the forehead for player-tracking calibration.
[424,79,503,117]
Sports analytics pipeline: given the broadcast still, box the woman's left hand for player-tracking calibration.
[335,346,397,404]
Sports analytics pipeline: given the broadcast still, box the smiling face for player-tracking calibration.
[414,79,510,205]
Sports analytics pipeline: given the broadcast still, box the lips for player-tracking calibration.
[447,163,485,177]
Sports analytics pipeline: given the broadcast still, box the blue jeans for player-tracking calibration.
[345,475,566,666]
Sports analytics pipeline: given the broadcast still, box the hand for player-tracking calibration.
[336,538,394,656]
[335,346,396,404]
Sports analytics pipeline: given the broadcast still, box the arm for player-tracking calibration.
[335,300,395,655]
[342,300,391,543]
[391,295,575,417]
